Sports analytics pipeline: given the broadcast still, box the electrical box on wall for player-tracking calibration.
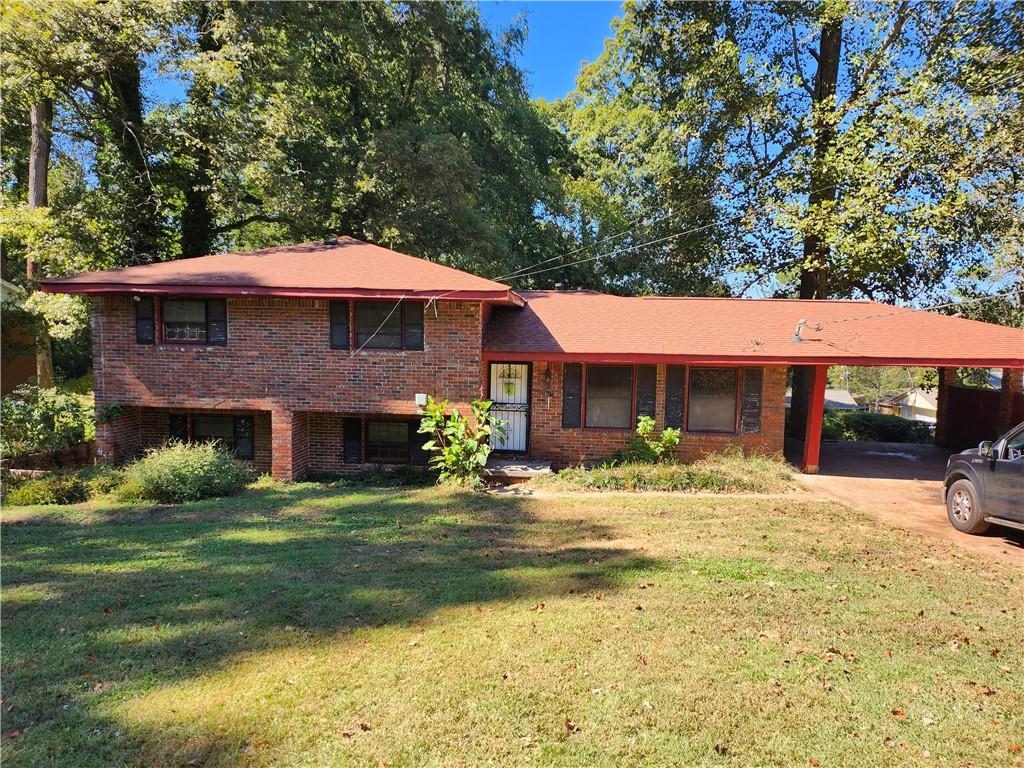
[414,393,428,407]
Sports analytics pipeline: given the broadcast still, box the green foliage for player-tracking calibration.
[616,415,681,463]
[533,449,796,494]
[6,473,88,506]
[822,411,932,444]
[118,441,254,503]
[563,1,1023,301]
[417,397,505,487]
[0,384,94,456]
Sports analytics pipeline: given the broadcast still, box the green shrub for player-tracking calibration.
[531,448,796,494]
[822,410,931,443]
[6,474,88,506]
[82,466,125,497]
[119,441,254,503]
[616,416,681,463]
[418,397,504,487]
[0,384,94,456]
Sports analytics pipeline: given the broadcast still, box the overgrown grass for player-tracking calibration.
[3,485,1021,767]
[529,449,799,493]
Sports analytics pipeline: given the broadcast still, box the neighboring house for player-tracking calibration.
[1,278,36,395]
[879,388,938,423]
[784,388,862,411]
[41,237,1024,478]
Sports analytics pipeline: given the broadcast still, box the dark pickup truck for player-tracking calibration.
[943,421,1024,534]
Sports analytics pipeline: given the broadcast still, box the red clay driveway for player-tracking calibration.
[786,440,1024,570]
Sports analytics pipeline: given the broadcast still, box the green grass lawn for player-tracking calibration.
[3,483,1022,767]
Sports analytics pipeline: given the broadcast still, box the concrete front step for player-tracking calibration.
[482,458,552,480]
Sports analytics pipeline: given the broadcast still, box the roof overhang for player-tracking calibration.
[40,281,525,307]
[481,350,1024,369]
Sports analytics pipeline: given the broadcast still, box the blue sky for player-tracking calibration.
[146,2,623,105]
[479,1,622,100]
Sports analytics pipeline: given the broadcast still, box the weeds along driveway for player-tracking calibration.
[2,482,1022,767]
[788,440,1024,571]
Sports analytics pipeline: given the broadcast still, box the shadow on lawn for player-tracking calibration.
[1,482,660,764]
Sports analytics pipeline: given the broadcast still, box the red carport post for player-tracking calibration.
[801,364,829,474]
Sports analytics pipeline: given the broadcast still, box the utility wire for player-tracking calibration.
[806,287,1022,331]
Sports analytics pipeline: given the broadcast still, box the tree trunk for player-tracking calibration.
[29,99,56,388]
[790,16,842,439]
[180,5,219,258]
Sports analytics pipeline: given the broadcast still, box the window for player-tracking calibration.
[354,301,425,350]
[585,365,633,429]
[162,298,227,345]
[135,297,155,344]
[687,368,738,432]
[176,414,254,459]
[366,420,411,462]
[329,301,350,349]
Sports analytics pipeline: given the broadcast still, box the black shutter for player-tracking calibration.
[343,418,362,464]
[410,420,429,465]
[636,365,657,419]
[135,297,155,344]
[169,413,189,442]
[206,299,228,345]
[562,363,582,428]
[403,302,424,350]
[233,416,254,459]
[664,365,686,429]
[740,368,764,434]
[330,301,350,349]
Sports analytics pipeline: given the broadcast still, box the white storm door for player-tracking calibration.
[489,363,530,452]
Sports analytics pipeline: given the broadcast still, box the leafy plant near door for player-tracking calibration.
[417,397,506,486]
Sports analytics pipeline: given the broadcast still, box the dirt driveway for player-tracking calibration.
[787,440,1024,570]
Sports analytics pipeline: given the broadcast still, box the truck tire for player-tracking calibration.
[946,479,989,534]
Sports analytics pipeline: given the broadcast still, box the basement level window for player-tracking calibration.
[366,420,411,462]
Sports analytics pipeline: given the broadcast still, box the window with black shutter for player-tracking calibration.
[636,365,657,419]
[410,420,430,465]
[562,363,582,428]
[403,302,424,350]
[329,301,350,349]
[135,297,155,344]
[664,365,686,429]
[343,418,363,463]
[162,298,228,345]
[740,368,763,434]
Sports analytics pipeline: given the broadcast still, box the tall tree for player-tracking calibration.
[27,98,56,386]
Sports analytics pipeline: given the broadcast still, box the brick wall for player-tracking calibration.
[524,362,787,468]
[91,296,484,477]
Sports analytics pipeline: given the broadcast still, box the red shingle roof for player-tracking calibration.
[483,290,1024,367]
[41,237,522,305]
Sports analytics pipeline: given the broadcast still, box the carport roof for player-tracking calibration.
[483,290,1024,368]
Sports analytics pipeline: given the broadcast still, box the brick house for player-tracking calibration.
[42,237,1024,479]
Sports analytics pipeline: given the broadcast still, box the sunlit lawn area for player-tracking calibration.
[2,482,1022,767]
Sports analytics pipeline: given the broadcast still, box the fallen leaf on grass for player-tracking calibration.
[891,707,906,720]
[565,719,579,734]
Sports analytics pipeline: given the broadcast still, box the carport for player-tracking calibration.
[784,304,1024,473]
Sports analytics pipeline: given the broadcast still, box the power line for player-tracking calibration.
[807,287,1022,331]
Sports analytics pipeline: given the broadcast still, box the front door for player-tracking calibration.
[489,362,530,453]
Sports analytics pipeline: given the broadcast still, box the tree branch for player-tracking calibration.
[791,21,815,96]
[210,213,292,235]
[840,1,911,116]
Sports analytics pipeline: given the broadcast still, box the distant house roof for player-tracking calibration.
[892,388,938,409]
[484,290,1024,368]
[40,237,522,305]
[785,388,862,410]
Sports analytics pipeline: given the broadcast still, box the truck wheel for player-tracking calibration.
[946,479,989,534]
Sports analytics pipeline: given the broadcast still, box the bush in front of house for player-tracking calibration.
[5,473,89,506]
[0,384,94,457]
[823,410,931,443]
[118,441,255,503]
[418,397,504,487]
[531,448,797,494]
[615,416,681,463]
